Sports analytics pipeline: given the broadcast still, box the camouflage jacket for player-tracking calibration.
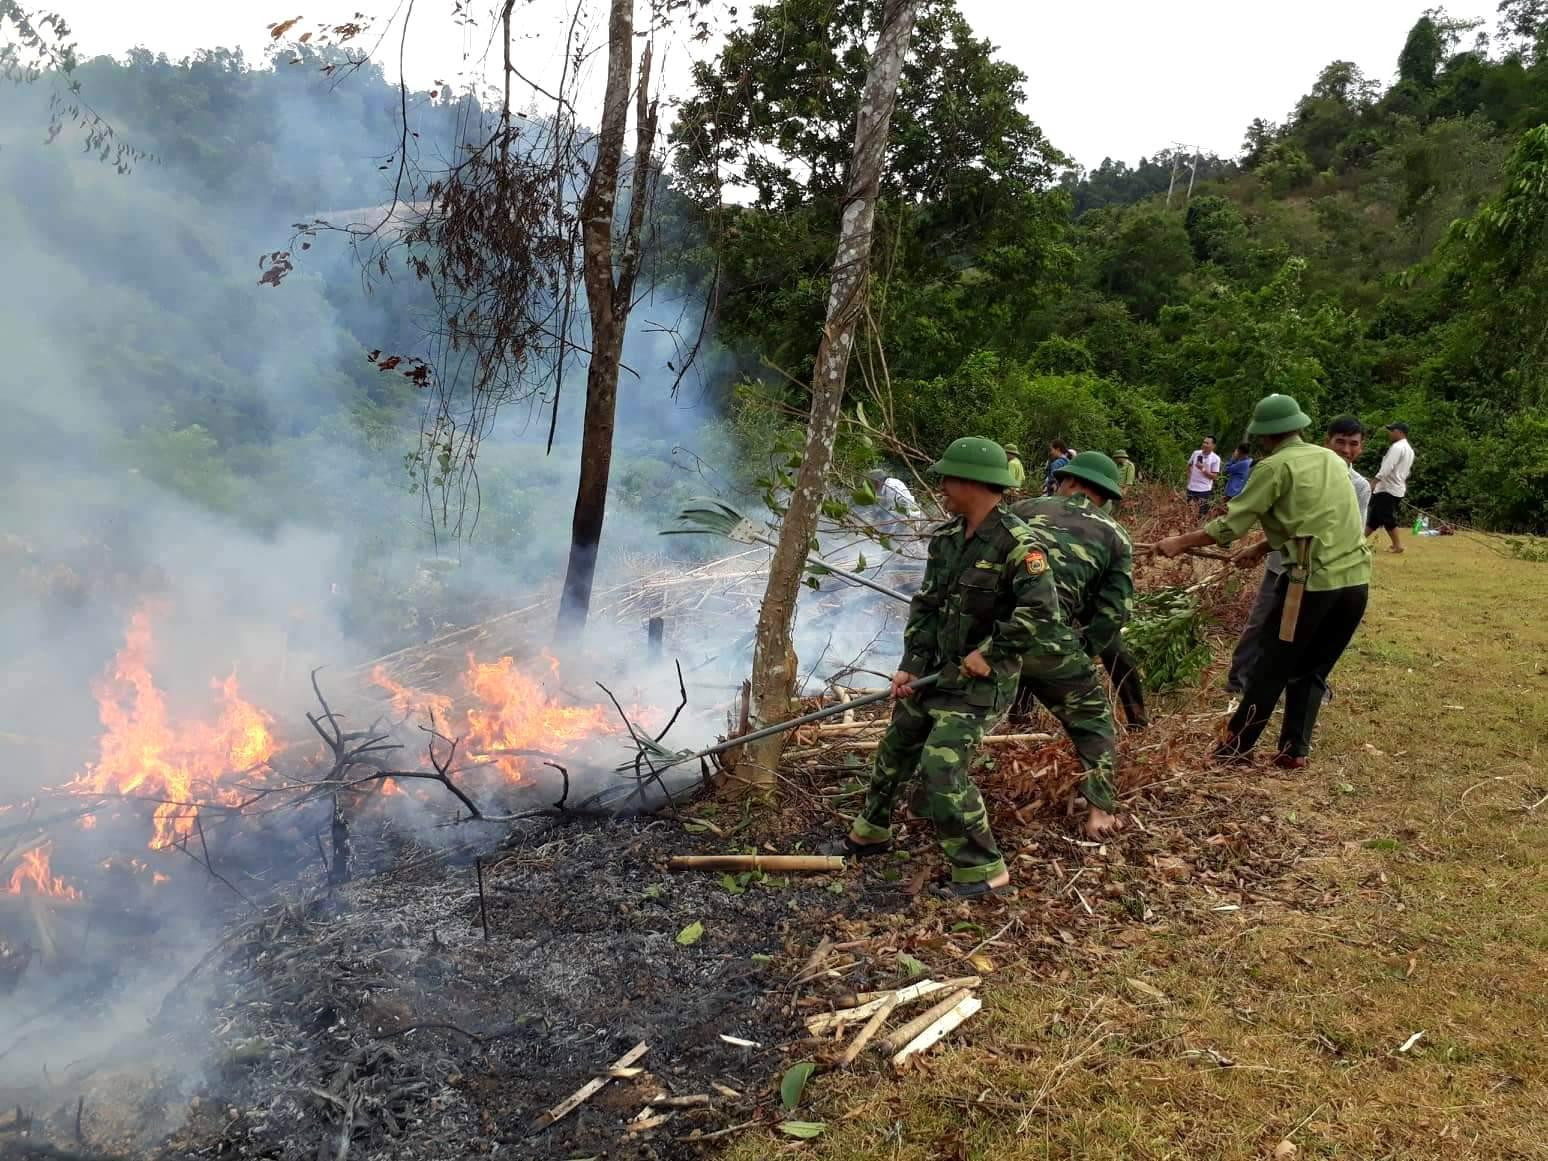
[1008,494,1134,655]
[899,507,1066,709]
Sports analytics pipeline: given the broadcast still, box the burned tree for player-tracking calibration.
[735,0,919,794]
[557,0,659,633]
[260,3,680,631]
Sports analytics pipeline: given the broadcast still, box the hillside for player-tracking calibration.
[678,4,1548,533]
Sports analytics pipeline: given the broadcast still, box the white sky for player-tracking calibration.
[47,0,1504,168]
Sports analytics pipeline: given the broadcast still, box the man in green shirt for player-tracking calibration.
[1004,444,1027,490]
[1112,450,1138,489]
[1156,394,1370,767]
[831,437,1073,897]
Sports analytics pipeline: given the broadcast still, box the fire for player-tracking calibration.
[372,651,621,784]
[464,653,614,781]
[372,665,453,724]
[66,609,277,849]
[7,844,80,900]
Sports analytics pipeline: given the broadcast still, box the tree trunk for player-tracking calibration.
[557,1,656,635]
[735,0,918,793]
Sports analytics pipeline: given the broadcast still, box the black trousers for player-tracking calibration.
[1223,580,1368,758]
[1226,568,1279,694]
[1098,640,1148,726]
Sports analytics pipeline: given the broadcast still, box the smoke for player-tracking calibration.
[0,46,928,1125]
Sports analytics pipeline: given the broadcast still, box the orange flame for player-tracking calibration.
[372,652,624,784]
[463,653,613,782]
[7,844,80,900]
[372,665,453,724]
[67,609,276,849]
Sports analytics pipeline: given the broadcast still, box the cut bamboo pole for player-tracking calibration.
[890,993,981,1068]
[667,855,845,873]
[878,988,976,1055]
[804,976,980,1034]
[837,993,898,1068]
[851,974,982,1007]
[530,1041,649,1132]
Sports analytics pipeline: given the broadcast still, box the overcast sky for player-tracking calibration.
[47,0,1504,168]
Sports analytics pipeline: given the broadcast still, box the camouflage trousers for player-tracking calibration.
[1015,650,1120,811]
[851,693,1005,884]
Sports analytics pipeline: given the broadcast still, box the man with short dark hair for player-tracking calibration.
[1186,436,1221,518]
[1367,422,1414,553]
[1157,396,1371,769]
[1223,443,1254,499]
[1043,439,1072,495]
[1226,415,1370,697]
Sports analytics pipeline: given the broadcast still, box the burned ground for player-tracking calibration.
[0,487,1290,1161]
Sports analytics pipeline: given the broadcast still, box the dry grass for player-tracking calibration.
[729,536,1548,1161]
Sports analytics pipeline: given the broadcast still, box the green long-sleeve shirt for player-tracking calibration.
[1009,493,1134,656]
[899,507,1065,707]
[1203,435,1372,591]
[1007,458,1027,488]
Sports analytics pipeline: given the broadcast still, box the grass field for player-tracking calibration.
[733,536,1548,1160]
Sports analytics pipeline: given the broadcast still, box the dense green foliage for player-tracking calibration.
[675,1,1548,532]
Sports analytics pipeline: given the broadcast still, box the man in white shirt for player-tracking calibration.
[1185,436,1221,519]
[1366,421,1415,554]
[866,470,923,519]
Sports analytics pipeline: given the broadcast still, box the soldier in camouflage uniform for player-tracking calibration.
[828,437,1068,898]
[1011,451,1149,730]
[1001,451,1131,838]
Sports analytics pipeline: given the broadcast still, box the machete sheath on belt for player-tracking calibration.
[1279,537,1313,642]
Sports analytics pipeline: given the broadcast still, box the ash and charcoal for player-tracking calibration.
[159,818,886,1161]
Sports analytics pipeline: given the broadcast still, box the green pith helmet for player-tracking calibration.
[1004,443,1021,457]
[1054,450,1125,501]
[928,436,1017,488]
[1113,449,1131,460]
[1245,393,1312,436]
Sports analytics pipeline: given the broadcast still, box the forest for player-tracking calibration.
[3,0,1547,629]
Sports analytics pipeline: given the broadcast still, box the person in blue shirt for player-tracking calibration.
[1223,442,1254,500]
[1043,439,1072,494]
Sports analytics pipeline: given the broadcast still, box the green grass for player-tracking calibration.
[730,536,1548,1161]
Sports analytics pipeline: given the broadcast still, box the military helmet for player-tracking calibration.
[1113,449,1131,459]
[1003,443,1021,457]
[928,437,1017,488]
[1054,450,1125,501]
[1245,393,1312,436]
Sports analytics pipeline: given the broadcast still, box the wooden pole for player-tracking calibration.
[666,854,844,873]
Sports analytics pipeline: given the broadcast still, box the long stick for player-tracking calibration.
[890,992,981,1068]
[641,674,940,772]
[666,855,844,873]
[878,987,976,1054]
[531,1041,649,1132]
[741,527,912,603]
[838,993,898,1068]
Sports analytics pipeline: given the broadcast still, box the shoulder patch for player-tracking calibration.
[1024,548,1049,577]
